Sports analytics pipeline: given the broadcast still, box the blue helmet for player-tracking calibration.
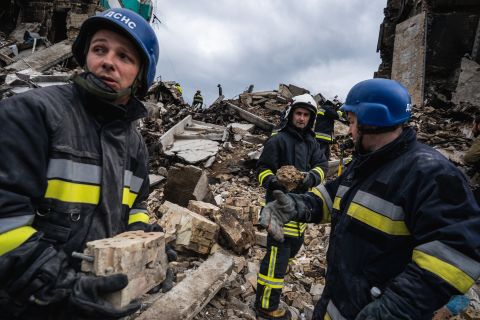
[340,79,412,127]
[72,8,160,96]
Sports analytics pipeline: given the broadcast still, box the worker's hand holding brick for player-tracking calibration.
[70,273,140,318]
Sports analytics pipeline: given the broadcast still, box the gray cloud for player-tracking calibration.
[153,0,386,105]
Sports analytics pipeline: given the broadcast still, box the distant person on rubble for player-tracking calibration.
[192,89,203,110]
[0,8,176,320]
[255,94,328,320]
[314,99,346,160]
[217,83,223,97]
[259,78,480,320]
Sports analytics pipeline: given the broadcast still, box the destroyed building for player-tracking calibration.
[376,0,480,111]
[0,1,480,320]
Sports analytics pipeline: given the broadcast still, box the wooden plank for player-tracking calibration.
[225,102,274,131]
[136,251,234,320]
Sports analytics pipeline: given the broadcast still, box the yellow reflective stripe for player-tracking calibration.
[122,188,138,208]
[315,133,333,141]
[333,197,341,210]
[325,314,332,320]
[263,287,272,309]
[317,110,325,115]
[0,226,37,256]
[285,221,300,228]
[257,273,284,289]
[347,202,410,236]
[413,250,475,293]
[312,167,325,182]
[128,212,149,225]
[258,169,274,186]
[45,179,100,204]
[310,188,331,223]
[271,131,278,136]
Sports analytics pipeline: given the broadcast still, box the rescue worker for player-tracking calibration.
[314,99,345,160]
[217,83,223,97]
[175,82,183,95]
[259,79,480,320]
[0,8,163,319]
[192,89,203,110]
[256,94,328,319]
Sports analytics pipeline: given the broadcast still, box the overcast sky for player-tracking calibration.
[152,1,386,106]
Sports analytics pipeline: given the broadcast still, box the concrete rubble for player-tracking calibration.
[0,1,479,320]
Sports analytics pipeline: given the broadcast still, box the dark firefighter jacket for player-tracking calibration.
[193,92,203,104]
[257,124,328,237]
[314,103,343,143]
[300,127,480,319]
[0,84,150,286]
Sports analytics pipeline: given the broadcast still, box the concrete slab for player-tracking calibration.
[165,139,220,163]
[391,12,426,107]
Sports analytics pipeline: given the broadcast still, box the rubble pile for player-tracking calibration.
[0,1,479,320]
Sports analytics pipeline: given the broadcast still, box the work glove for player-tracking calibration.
[266,176,287,192]
[295,172,316,193]
[259,190,297,242]
[7,246,76,308]
[355,290,413,320]
[127,221,163,233]
[69,273,140,319]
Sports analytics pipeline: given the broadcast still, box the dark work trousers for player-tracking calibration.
[255,233,304,311]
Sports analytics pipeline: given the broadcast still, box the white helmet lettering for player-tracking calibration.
[104,11,136,29]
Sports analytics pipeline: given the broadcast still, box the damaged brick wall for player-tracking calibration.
[375,0,480,109]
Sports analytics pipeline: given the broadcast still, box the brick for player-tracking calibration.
[159,201,219,254]
[81,231,167,308]
[187,200,220,218]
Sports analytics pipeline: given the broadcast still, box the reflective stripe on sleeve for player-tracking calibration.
[128,211,150,225]
[315,133,333,141]
[45,179,100,204]
[0,226,37,256]
[258,169,274,186]
[317,109,325,116]
[124,170,144,193]
[0,215,34,234]
[122,188,138,208]
[312,166,325,182]
[413,241,480,293]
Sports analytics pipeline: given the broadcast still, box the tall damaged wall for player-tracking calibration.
[0,0,99,44]
[376,0,480,110]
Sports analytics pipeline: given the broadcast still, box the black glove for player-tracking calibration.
[266,176,287,192]
[127,222,163,233]
[355,290,412,320]
[69,273,140,319]
[259,190,297,242]
[295,172,316,193]
[7,246,77,308]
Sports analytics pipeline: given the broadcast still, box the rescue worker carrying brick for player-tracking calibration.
[259,78,480,320]
[314,99,345,160]
[256,93,328,319]
[0,8,168,320]
[192,89,203,110]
